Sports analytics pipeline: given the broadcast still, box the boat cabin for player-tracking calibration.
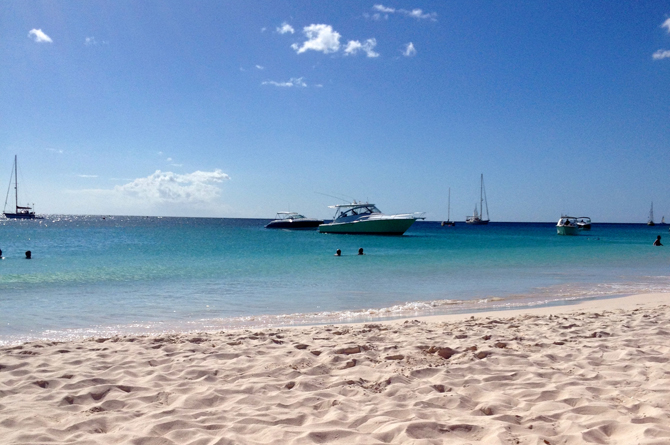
[273,212,306,221]
[331,204,381,221]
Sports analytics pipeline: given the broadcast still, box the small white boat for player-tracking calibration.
[319,202,425,235]
[265,212,323,230]
[557,216,579,236]
[576,217,591,230]
[465,174,490,225]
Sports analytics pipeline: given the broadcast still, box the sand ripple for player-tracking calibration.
[2,300,670,444]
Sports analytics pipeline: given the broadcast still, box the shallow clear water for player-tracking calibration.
[1,216,669,344]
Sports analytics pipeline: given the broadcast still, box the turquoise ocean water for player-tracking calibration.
[1,216,669,345]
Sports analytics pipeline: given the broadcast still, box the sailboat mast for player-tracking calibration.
[14,155,18,213]
[448,188,451,221]
[479,174,483,219]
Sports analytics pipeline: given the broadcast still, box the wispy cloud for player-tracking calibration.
[369,4,437,21]
[344,38,379,58]
[373,4,395,13]
[262,77,307,87]
[653,19,670,60]
[78,174,98,178]
[85,36,97,46]
[28,29,52,43]
[256,65,265,70]
[291,24,341,54]
[47,148,63,154]
[111,170,230,204]
[402,42,417,57]
[277,22,295,34]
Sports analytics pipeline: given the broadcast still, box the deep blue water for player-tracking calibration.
[1,216,669,345]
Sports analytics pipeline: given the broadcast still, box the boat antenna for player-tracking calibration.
[315,192,355,203]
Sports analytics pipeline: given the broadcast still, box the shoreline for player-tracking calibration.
[1,291,666,347]
[2,292,670,444]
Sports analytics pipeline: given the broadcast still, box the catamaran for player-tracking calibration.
[465,174,490,225]
[3,155,41,219]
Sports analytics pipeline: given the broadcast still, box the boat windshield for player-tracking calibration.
[275,213,305,220]
[336,205,381,218]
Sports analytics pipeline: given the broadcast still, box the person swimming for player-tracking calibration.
[358,248,364,255]
[25,250,32,259]
[335,249,341,256]
[653,235,663,246]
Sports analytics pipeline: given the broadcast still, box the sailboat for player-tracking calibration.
[647,202,655,226]
[441,188,455,226]
[465,174,490,225]
[661,216,666,225]
[3,155,41,219]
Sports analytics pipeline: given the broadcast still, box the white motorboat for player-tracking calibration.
[319,202,425,235]
[465,174,490,225]
[576,216,591,230]
[557,216,579,235]
[265,212,323,229]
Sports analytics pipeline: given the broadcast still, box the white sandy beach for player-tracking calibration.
[2,293,670,444]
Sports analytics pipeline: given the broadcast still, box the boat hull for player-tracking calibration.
[557,225,579,236]
[466,219,489,225]
[319,218,417,235]
[3,212,39,219]
[265,219,323,229]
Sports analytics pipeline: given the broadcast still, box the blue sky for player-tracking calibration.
[1,1,669,222]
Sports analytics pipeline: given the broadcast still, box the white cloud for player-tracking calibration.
[374,4,395,13]
[277,22,295,34]
[28,29,52,43]
[112,170,230,204]
[256,65,265,70]
[85,36,97,46]
[662,18,670,33]
[405,8,437,20]
[370,5,437,21]
[78,174,98,178]
[402,42,417,57]
[652,49,670,60]
[262,77,307,87]
[292,24,341,54]
[344,38,380,57]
